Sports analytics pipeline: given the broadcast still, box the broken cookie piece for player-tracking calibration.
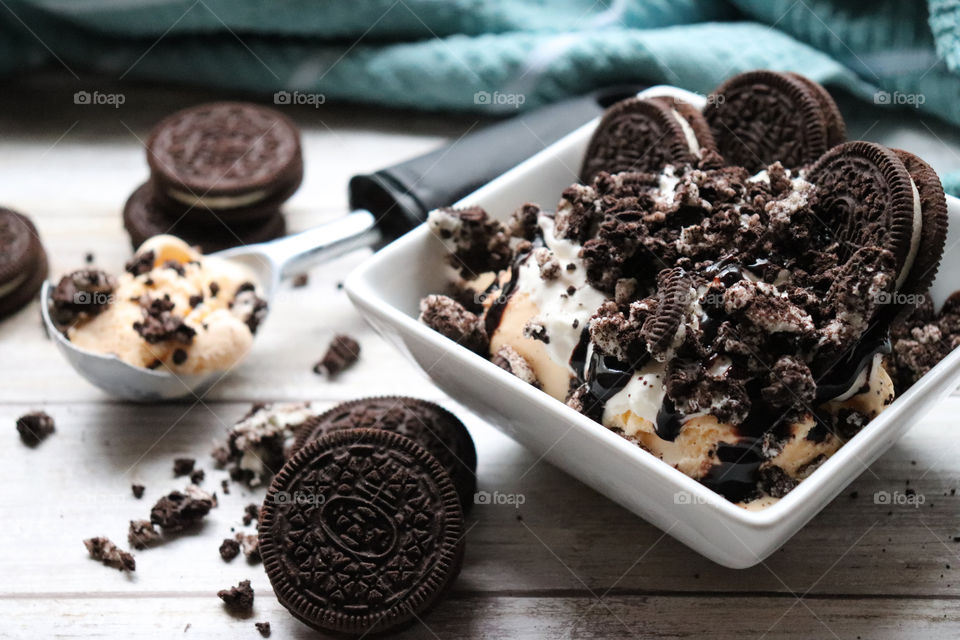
[149,486,216,532]
[49,269,116,327]
[218,579,254,613]
[173,457,196,476]
[313,334,360,376]
[128,520,161,550]
[418,294,488,354]
[214,402,317,487]
[491,345,540,388]
[16,411,55,447]
[219,537,241,562]
[84,537,135,572]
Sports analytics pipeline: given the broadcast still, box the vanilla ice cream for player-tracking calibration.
[55,235,265,375]
[421,160,905,508]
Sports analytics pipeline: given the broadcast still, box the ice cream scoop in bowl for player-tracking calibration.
[41,211,379,401]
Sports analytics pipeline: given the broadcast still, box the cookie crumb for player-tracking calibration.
[16,411,55,446]
[242,503,260,527]
[128,519,161,550]
[292,273,309,288]
[84,537,135,572]
[418,294,488,354]
[219,538,241,562]
[131,484,145,499]
[173,457,196,476]
[218,579,254,613]
[313,334,361,376]
[255,621,271,637]
[235,532,260,562]
[190,469,205,485]
[150,486,216,532]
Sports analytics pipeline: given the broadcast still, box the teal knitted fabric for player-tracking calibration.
[0,1,948,116]
[0,1,958,182]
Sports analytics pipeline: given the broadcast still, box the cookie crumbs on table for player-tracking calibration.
[189,468,205,484]
[219,538,241,562]
[84,537,135,572]
[313,333,361,376]
[131,484,145,499]
[16,411,55,446]
[242,503,260,526]
[172,457,195,476]
[128,520,161,550]
[149,486,216,532]
[291,273,308,287]
[217,579,254,613]
[255,621,271,637]
[235,532,260,562]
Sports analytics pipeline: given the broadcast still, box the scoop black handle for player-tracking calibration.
[348,85,644,240]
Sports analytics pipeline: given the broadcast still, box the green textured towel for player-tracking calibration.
[1,1,958,184]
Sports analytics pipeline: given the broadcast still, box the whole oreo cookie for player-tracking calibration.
[0,208,48,319]
[807,141,923,295]
[293,396,477,510]
[704,70,835,172]
[785,72,846,149]
[581,97,709,183]
[890,148,948,296]
[147,102,303,211]
[651,96,718,154]
[260,428,465,636]
[123,182,286,253]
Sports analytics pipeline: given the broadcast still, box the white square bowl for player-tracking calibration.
[345,86,960,568]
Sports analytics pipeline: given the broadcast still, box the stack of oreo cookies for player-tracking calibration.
[124,102,302,253]
[259,396,476,636]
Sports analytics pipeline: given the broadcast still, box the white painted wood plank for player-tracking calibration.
[1,594,958,639]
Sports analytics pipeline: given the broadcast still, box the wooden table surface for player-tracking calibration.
[3,76,960,639]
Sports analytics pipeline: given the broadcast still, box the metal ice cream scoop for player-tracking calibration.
[41,86,643,401]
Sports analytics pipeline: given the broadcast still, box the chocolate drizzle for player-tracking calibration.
[813,321,891,402]
[655,397,683,441]
[483,233,544,338]
[571,327,648,413]
[700,441,764,502]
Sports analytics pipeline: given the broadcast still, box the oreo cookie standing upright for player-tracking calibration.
[293,396,478,510]
[147,102,303,216]
[785,72,846,148]
[0,208,49,319]
[889,148,948,297]
[808,141,943,298]
[705,70,841,172]
[581,97,716,183]
[259,428,465,636]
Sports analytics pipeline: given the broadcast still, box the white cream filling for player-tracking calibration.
[896,178,923,290]
[513,217,608,377]
[831,353,882,403]
[0,271,28,297]
[167,187,270,210]
[233,403,315,484]
[602,360,668,432]
[671,110,700,156]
